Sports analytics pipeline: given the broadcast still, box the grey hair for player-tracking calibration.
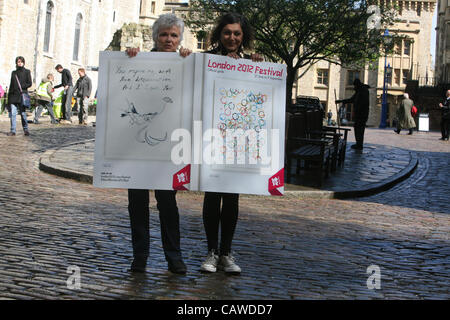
[403,93,409,99]
[152,13,184,44]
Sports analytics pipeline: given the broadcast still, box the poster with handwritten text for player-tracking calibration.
[94,51,195,190]
[104,59,183,161]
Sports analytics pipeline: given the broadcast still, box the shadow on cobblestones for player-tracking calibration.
[356,151,450,215]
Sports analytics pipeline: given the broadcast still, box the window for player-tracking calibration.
[24,0,29,4]
[394,68,401,86]
[151,1,156,14]
[347,70,360,86]
[73,13,82,61]
[317,69,329,86]
[416,3,421,16]
[43,1,53,53]
[394,40,402,55]
[404,40,411,56]
[402,70,409,84]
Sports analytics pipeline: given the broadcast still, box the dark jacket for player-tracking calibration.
[8,66,32,105]
[442,97,450,120]
[339,84,370,121]
[54,68,73,88]
[74,75,92,98]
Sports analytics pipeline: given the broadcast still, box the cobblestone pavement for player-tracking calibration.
[0,118,449,300]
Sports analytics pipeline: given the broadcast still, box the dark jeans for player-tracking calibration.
[202,192,239,255]
[77,96,89,123]
[128,189,182,262]
[61,86,74,120]
[441,117,450,139]
[353,118,367,147]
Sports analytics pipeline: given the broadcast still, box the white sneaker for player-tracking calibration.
[218,254,241,274]
[200,250,219,273]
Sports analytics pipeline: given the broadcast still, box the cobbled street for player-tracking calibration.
[0,120,449,300]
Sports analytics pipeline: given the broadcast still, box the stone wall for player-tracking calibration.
[106,23,153,52]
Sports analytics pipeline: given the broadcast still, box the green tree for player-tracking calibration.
[184,0,397,107]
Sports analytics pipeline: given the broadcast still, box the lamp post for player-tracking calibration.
[379,29,391,128]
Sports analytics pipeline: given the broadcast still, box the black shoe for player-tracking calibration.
[6,132,16,136]
[24,130,30,136]
[394,129,400,134]
[168,259,187,274]
[408,130,413,135]
[439,137,446,141]
[351,144,363,150]
[129,256,148,273]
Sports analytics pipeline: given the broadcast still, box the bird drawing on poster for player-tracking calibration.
[120,97,172,146]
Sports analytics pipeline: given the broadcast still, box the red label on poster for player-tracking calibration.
[268,168,284,196]
[173,165,191,190]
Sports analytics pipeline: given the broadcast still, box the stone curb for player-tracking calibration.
[39,140,94,184]
[39,140,418,199]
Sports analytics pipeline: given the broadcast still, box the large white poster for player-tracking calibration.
[94,52,286,195]
[94,51,194,190]
[198,54,285,195]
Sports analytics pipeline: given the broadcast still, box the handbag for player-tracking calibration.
[411,105,417,117]
[15,74,31,108]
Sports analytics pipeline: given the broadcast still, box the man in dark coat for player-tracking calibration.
[336,78,370,150]
[74,68,92,125]
[439,89,450,141]
[6,56,32,136]
[54,64,74,123]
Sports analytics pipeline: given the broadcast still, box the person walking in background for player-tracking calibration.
[73,68,92,125]
[6,56,32,136]
[54,64,74,124]
[335,78,370,150]
[439,89,450,141]
[34,73,58,124]
[394,93,416,135]
[200,12,263,275]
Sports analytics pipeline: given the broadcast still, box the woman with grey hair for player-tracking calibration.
[394,93,416,135]
[125,13,191,274]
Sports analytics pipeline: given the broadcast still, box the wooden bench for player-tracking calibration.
[286,112,335,186]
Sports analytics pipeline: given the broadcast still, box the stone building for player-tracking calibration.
[0,0,141,94]
[294,0,437,127]
[435,0,450,84]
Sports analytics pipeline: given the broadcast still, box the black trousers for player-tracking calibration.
[128,189,182,262]
[202,192,239,255]
[441,118,450,139]
[353,118,367,147]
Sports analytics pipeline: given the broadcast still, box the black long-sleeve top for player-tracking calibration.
[54,68,73,88]
[8,66,32,105]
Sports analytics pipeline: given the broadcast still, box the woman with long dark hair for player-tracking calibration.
[200,13,263,274]
[6,56,32,136]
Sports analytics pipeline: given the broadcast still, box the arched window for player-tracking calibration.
[43,1,54,52]
[73,13,82,61]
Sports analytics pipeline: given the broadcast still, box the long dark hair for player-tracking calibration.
[209,12,254,52]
